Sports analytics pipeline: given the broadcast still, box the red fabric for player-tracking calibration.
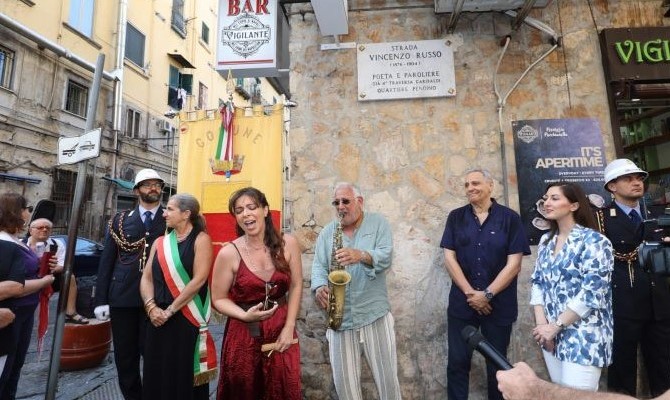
[37,252,54,358]
[216,260,301,400]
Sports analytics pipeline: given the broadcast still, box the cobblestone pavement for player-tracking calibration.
[16,294,223,399]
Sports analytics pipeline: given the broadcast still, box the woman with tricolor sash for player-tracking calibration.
[140,193,216,400]
[212,187,303,400]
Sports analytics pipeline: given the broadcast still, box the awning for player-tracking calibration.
[102,176,135,190]
[168,53,195,69]
[0,172,41,184]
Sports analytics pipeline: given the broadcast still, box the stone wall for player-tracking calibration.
[286,1,667,399]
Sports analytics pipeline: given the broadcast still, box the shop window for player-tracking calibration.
[0,46,15,90]
[601,27,670,206]
[125,24,145,67]
[69,0,95,37]
[65,80,88,117]
[125,108,142,138]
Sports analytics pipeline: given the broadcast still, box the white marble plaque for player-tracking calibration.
[357,39,456,101]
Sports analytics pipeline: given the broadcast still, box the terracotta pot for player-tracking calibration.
[60,319,111,371]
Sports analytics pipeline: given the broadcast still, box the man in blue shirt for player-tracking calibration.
[312,182,401,400]
[441,169,531,400]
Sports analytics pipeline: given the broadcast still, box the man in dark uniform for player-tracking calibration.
[597,158,670,397]
[94,168,166,400]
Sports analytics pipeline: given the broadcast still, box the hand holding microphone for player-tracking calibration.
[461,325,513,371]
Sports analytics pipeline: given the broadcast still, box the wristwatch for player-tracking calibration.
[484,288,494,301]
[554,318,565,330]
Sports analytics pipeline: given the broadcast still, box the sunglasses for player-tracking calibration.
[331,198,351,207]
[25,205,34,213]
[263,282,277,311]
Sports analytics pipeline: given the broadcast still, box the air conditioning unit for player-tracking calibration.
[156,119,172,132]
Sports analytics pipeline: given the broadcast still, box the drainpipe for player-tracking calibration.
[0,12,116,81]
[111,0,128,183]
[101,0,128,220]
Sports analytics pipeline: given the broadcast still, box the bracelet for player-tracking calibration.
[166,305,175,317]
[144,299,156,313]
[145,304,157,316]
[143,297,155,307]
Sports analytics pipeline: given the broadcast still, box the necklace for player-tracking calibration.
[244,235,268,271]
[175,226,193,242]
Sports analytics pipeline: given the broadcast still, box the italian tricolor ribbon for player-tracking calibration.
[156,232,218,386]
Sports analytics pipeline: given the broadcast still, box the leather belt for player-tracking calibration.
[236,296,288,337]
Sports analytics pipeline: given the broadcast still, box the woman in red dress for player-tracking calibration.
[212,187,302,400]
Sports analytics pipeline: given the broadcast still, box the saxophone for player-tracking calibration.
[327,213,351,330]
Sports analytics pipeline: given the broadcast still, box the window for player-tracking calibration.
[125,108,141,138]
[125,24,145,67]
[251,78,262,104]
[171,0,185,37]
[69,0,95,37]
[198,82,208,110]
[0,46,15,90]
[65,80,88,117]
[201,22,209,45]
[116,194,136,213]
[51,168,92,230]
[167,65,192,110]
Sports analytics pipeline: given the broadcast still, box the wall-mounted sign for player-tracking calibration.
[216,0,289,78]
[357,39,456,101]
[57,128,101,165]
[600,27,670,82]
[512,118,609,245]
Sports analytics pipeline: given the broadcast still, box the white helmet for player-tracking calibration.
[603,158,647,191]
[133,168,164,188]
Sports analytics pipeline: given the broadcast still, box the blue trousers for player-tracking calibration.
[447,315,512,400]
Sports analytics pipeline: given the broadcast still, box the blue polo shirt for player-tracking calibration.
[440,200,530,325]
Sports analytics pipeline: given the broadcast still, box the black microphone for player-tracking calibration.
[461,325,513,371]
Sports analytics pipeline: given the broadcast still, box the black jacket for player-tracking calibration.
[95,206,165,308]
[598,202,670,320]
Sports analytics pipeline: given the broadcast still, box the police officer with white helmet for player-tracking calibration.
[94,168,167,400]
[597,158,670,397]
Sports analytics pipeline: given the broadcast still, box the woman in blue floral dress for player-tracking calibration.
[530,182,614,391]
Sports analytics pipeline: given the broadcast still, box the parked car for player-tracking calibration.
[50,235,103,277]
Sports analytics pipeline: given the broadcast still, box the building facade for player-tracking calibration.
[0,0,284,239]
[285,1,670,398]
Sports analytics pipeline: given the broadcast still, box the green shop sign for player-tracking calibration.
[600,27,670,82]
[615,39,670,64]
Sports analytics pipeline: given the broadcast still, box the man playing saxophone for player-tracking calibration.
[312,182,402,400]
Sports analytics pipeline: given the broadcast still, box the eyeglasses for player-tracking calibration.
[331,198,351,207]
[25,206,34,213]
[139,182,163,189]
[31,226,51,231]
[263,282,277,311]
